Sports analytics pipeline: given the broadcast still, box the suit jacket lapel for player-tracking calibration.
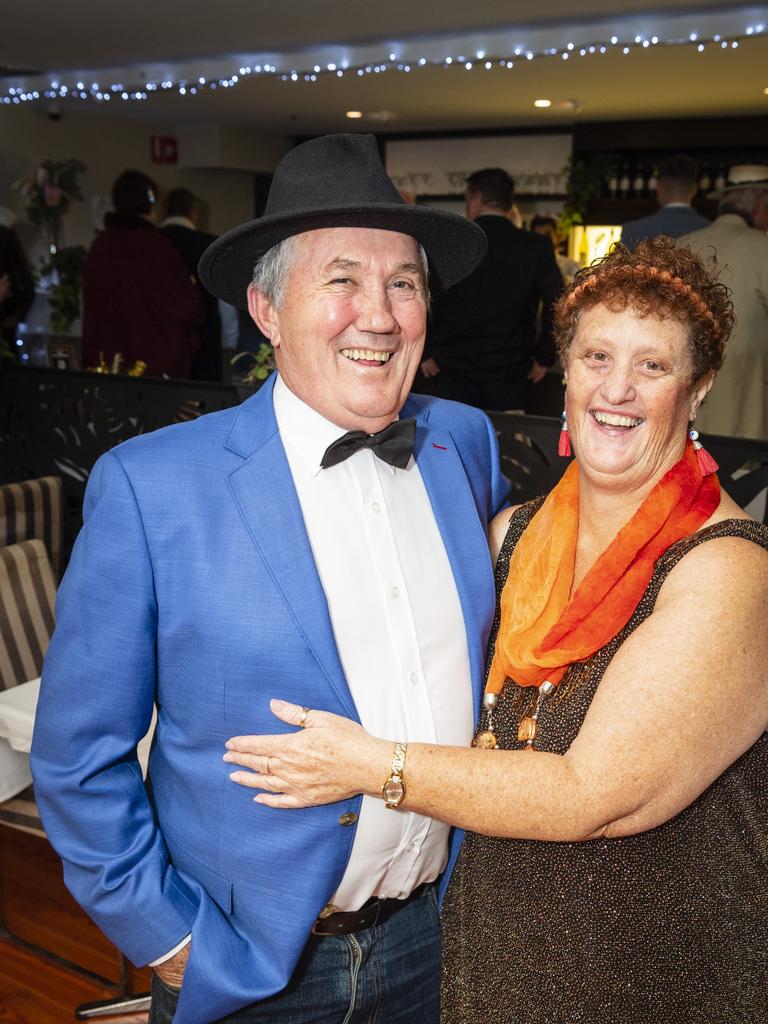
[407,402,494,721]
[224,379,357,718]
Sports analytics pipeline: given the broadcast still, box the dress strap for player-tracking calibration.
[656,518,768,578]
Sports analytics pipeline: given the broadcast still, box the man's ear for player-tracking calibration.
[247,285,281,347]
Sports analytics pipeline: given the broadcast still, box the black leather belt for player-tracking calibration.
[311,882,431,936]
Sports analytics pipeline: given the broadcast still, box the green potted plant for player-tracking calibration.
[231,342,276,386]
[14,158,87,336]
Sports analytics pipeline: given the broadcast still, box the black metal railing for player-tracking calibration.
[0,366,246,557]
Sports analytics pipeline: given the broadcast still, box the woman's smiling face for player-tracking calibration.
[565,304,714,495]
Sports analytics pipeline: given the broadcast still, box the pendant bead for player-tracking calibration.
[473,730,498,749]
[518,716,537,743]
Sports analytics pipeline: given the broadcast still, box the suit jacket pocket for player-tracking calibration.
[165,834,234,916]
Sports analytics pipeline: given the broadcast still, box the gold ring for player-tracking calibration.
[299,707,310,729]
[265,756,272,775]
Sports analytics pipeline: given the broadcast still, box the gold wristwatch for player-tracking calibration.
[381,741,407,809]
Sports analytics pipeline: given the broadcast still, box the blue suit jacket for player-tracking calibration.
[31,377,508,1024]
[620,205,710,249]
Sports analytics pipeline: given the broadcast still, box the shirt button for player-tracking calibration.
[392,586,400,598]
[371,501,381,514]
[338,812,359,827]
[406,841,419,853]
[409,672,419,685]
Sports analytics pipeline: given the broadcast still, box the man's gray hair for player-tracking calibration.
[719,185,768,220]
[251,233,430,309]
[251,236,298,309]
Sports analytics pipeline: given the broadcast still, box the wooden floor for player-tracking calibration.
[0,940,149,1023]
[1,826,151,1023]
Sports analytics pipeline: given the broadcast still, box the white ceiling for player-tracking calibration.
[3,0,768,132]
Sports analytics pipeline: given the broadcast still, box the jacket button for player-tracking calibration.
[338,812,359,827]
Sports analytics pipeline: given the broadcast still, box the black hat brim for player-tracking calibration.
[199,204,486,310]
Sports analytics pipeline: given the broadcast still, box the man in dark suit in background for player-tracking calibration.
[620,154,710,249]
[420,168,562,411]
[162,188,223,380]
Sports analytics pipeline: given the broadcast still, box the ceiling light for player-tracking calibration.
[534,98,552,108]
[345,110,363,118]
[764,87,768,94]
[9,12,765,109]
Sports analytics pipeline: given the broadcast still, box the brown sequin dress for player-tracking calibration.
[441,502,768,1024]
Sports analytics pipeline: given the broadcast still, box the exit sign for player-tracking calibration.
[150,135,178,165]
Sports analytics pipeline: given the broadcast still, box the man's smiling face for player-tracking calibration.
[249,226,428,433]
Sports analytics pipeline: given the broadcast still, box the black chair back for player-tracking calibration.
[485,413,565,506]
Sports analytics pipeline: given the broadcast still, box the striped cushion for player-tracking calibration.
[0,784,44,838]
[0,540,56,691]
[0,476,64,580]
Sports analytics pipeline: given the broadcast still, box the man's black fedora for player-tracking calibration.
[198,133,487,309]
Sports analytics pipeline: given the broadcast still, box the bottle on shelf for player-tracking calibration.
[607,166,619,198]
[647,165,658,195]
[632,164,646,198]
[619,164,631,197]
[713,166,727,192]
[698,165,712,193]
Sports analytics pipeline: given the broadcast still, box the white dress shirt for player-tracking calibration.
[273,375,473,910]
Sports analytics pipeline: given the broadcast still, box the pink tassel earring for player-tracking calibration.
[558,410,571,457]
[689,428,718,476]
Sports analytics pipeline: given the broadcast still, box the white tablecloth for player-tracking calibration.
[0,678,155,802]
[0,678,39,801]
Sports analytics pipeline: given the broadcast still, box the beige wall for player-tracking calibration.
[0,105,290,260]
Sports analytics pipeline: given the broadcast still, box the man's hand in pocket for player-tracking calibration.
[154,942,190,990]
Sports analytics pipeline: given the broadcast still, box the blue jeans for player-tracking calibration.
[149,884,440,1024]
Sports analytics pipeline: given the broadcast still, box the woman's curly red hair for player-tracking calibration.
[554,235,734,381]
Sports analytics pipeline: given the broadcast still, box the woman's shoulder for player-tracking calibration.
[656,514,768,610]
[489,506,517,564]
[645,519,768,686]
[489,498,544,566]
[675,488,768,562]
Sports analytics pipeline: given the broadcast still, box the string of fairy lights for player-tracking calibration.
[2,15,766,107]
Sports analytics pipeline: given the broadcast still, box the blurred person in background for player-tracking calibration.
[162,187,222,381]
[82,170,202,378]
[680,164,768,439]
[0,218,35,353]
[530,214,580,285]
[421,168,562,411]
[621,154,709,249]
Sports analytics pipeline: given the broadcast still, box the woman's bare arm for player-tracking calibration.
[488,505,516,565]
[226,535,768,842]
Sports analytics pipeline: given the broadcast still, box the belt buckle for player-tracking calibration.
[311,903,341,935]
[311,885,429,935]
[311,898,381,936]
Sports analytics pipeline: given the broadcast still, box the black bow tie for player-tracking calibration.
[320,419,416,470]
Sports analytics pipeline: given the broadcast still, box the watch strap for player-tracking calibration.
[381,741,407,808]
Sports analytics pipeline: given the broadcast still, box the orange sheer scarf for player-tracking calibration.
[486,441,720,694]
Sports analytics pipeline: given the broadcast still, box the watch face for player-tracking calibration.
[383,780,404,806]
